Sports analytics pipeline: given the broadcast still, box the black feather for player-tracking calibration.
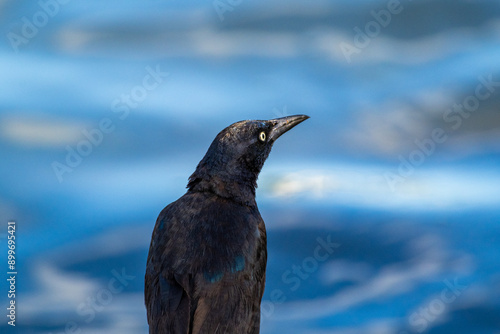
[145,115,309,334]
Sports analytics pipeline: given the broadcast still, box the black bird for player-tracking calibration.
[145,115,309,334]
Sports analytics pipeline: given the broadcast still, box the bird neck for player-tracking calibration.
[187,167,258,207]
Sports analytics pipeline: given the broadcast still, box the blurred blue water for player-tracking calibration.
[1,0,500,333]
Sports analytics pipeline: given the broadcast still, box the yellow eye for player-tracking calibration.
[259,131,266,142]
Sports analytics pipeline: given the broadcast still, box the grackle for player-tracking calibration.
[145,115,309,333]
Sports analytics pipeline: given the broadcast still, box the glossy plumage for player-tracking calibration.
[145,115,309,334]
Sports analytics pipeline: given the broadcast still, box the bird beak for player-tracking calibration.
[268,115,310,142]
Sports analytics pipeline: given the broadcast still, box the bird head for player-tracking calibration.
[187,115,309,205]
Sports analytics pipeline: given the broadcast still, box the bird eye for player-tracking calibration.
[259,132,266,142]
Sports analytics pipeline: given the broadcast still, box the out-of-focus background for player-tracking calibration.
[1,0,500,333]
